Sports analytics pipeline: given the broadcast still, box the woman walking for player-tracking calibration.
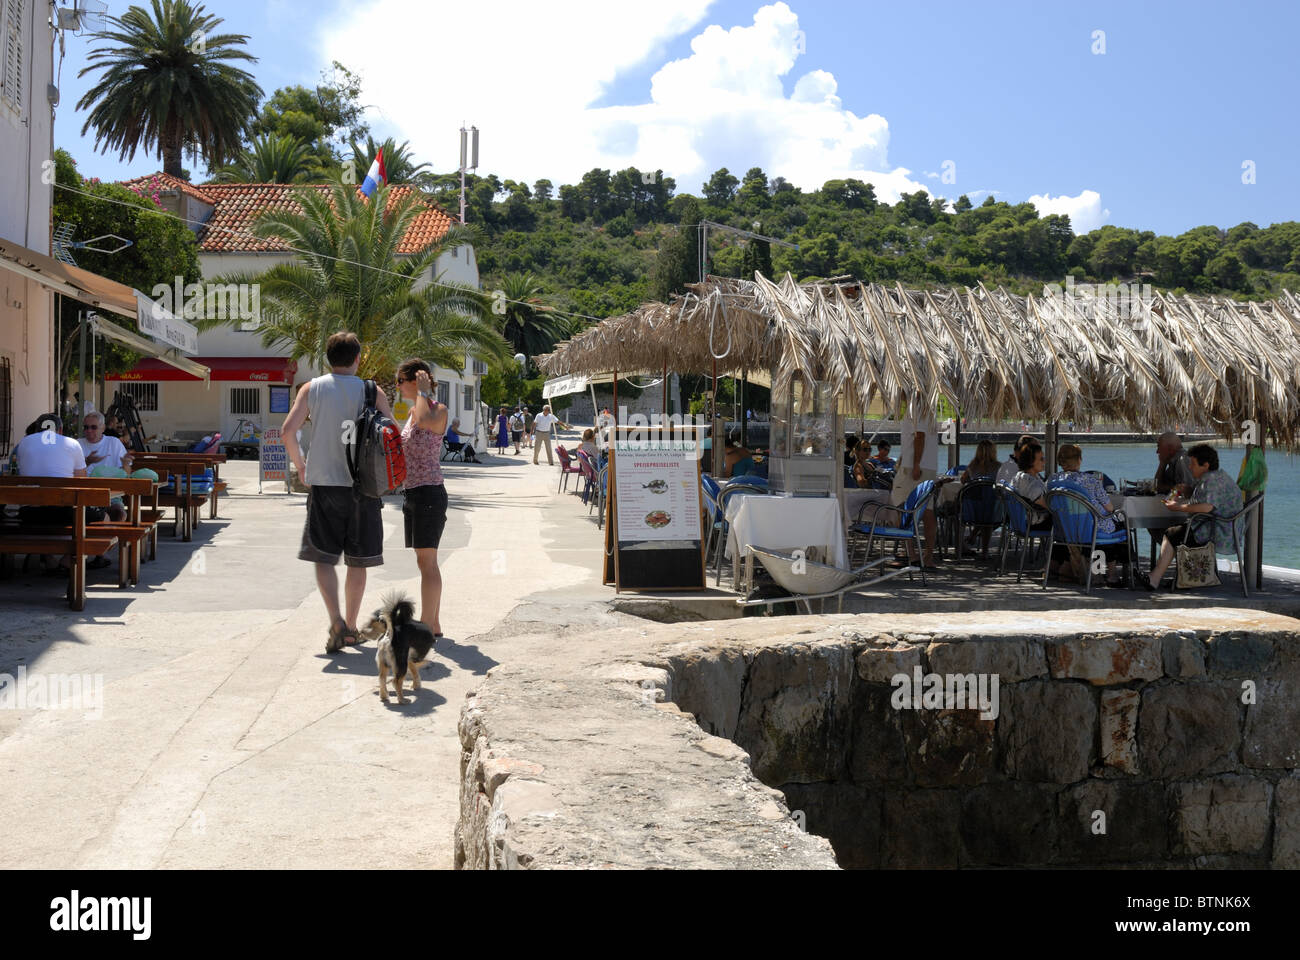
[495,406,509,455]
[396,359,448,637]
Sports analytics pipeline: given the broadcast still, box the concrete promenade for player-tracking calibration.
[0,432,608,869]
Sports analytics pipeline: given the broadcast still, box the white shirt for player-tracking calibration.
[15,432,86,478]
[897,408,939,476]
[995,458,1020,486]
[533,413,558,434]
[80,434,129,470]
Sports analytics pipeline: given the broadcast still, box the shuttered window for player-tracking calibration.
[119,382,159,412]
[436,380,450,406]
[230,387,259,415]
[1,0,24,115]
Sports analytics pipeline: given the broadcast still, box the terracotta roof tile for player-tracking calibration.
[121,171,218,206]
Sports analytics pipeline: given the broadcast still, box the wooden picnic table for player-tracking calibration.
[137,452,228,521]
[131,455,213,541]
[0,485,117,610]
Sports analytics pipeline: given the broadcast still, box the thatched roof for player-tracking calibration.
[537,274,1300,447]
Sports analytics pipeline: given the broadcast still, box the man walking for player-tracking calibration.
[282,332,394,653]
[532,404,566,466]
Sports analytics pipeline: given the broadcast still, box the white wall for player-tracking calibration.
[0,1,54,449]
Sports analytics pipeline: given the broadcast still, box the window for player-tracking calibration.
[230,387,260,415]
[472,359,488,376]
[436,380,450,406]
[1,0,25,115]
[118,382,159,412]
[0,354,11,456]
[463,385,474,416]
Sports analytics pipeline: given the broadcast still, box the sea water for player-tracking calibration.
[957,443,1300,569]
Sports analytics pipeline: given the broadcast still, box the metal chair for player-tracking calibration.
[574,449,598,504]
[556,445,584,493]
[1179,492,1265,597]
[954,478,1007,561]
[591,462,609,519]
[1042,481,1133,593]
[849,478,948,585]
[714,482,769,588]
[997,483,1054,582]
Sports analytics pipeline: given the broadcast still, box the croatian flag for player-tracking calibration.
[359,148,386,198]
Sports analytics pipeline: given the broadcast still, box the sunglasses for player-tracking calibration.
[83,425,101,431]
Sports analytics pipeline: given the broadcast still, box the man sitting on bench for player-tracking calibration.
[11,414,111,573]
[79,411,130,522]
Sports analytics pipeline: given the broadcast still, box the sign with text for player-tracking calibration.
[608,431,705,591]
[259,427,289,493]
[134,290,199,354]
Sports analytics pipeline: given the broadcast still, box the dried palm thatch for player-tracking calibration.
[537,275,1300,447]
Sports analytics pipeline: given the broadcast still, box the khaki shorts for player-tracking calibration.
[890,468,939,507]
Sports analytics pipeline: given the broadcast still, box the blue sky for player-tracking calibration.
[56,0,1298,236]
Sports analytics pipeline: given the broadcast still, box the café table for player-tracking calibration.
[1110,492,1183,572]
[724,494,848,592]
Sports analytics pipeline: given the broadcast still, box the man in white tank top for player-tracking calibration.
[282,332,395,653]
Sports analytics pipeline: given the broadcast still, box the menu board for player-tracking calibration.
[259,427,289,493]
[615,445,700,541]
[608,430,706,591]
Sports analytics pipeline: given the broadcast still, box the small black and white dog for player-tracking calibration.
[358,591,436,704]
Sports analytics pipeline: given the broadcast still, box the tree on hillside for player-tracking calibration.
[247,61,370,171]
[78,0,263,178]
[650,198,702,300]
[532,179,554,202]
[199,180,510,377]
[703,168,740,206]
[740,238,774,280]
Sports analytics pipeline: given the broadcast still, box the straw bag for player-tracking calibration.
[1175,541,1220,589]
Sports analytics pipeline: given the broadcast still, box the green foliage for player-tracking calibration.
[349,135,431,185]
[53,149,202,383]
[245,61,369,172]
[77,0,263,177]
[214,133,325,183]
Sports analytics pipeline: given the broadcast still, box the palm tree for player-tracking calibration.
[214,134,325,184]
[77,0,263,178]
[349,135,431,185]
[494,272,572,360]
[198,179,511,378]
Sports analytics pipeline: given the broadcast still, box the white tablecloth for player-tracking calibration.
[724,495,848,569]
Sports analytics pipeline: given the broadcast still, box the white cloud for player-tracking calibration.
[1027,189,1110,232]
[319,1,930,201]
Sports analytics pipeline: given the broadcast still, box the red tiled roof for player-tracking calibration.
[190,183,457,254]
[121,171,218,206]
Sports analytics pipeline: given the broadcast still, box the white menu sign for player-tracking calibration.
[614,440,700,542]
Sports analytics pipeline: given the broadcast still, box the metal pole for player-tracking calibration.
[740,374,748,449]
[1046,421,1059,475]
[77,312,87,432]
[948,404,961,472]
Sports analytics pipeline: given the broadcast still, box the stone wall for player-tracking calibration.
[663,615,1300,868]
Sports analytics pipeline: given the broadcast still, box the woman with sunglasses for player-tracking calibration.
[394,359,448,637]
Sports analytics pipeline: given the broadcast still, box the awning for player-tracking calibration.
[0,236,210,381]
[542,373,589,399]
[93,316,211,382]
[107,356,297,383]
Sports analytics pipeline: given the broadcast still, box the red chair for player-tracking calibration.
[556,445,584,493]
[574,450,598,504]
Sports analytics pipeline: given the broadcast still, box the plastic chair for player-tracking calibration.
[574,450,598,504]
[714,482,769,588]
[849,479,948,585]
[594,463,610,528]
[997,482,1054,582]
[1043,480,1133,593]
[556,445,583,493]
[1180,492,1265,597]
[954,478,1007,561]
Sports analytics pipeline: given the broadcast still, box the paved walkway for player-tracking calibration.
[0,434,607,868]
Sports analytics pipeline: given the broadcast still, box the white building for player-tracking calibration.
[109,176,491,448]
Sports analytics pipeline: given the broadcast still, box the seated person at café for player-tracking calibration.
[723,437,754,478]
[996,434,1036,486]
[851,440,877,488]
[1012,441,1078,579]
[79,411,130,521]
[580,428,601,462]
[843,433,861,469]
[1054,443,1124,586]
[961,439,1000,483]
[445,418,480,463]
[1154,431,1195,498]
[869,441,895,471]
[1140,444,1242,590]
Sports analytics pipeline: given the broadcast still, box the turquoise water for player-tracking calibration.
[958,443,1299,569]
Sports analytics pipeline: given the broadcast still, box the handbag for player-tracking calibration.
[1175,539,1220,589]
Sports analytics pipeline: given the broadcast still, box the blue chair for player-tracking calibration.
[997,482,1054,582]
[850,479,947,585]
[945,465,967,477]
[1179,492,1265,597]
[1042,480,1132,593]
[954,478,1006,561]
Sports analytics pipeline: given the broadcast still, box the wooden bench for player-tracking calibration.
[131,456,213,541]
[134,452,228,522]
[0,486,118,610]
[0,476,158,585]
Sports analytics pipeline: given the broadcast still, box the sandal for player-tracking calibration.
[342,627,362,647]
[325,618,348,654]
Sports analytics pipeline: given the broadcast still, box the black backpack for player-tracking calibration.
[346,380,406,497]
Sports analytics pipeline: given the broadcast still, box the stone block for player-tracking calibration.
[1271,775,1300,868]
[1046,635,1163,685]
[855,641,921,683]
[847,684,908,784]
[1206,632,1274,677]
[734,643,856,784]
[1138,683,1241,780]
[1057,780,1167,863]
[882,789,962,868]
[1170,774,1272,857]
[780,782,882,869]
[1100,689,1140,774]
[901,708,996,787]
[926,637,1048,683]
[999,681,1096,783]
[959,782,1058,866]
[1161,631,1206,678]
[1242,669,1300,769]
[667,647,748,740]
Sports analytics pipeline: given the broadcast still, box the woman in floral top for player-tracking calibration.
[1139,443,1242,590]
[1054,444,1124,586]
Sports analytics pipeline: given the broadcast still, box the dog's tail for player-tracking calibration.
[381,590,417,628]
